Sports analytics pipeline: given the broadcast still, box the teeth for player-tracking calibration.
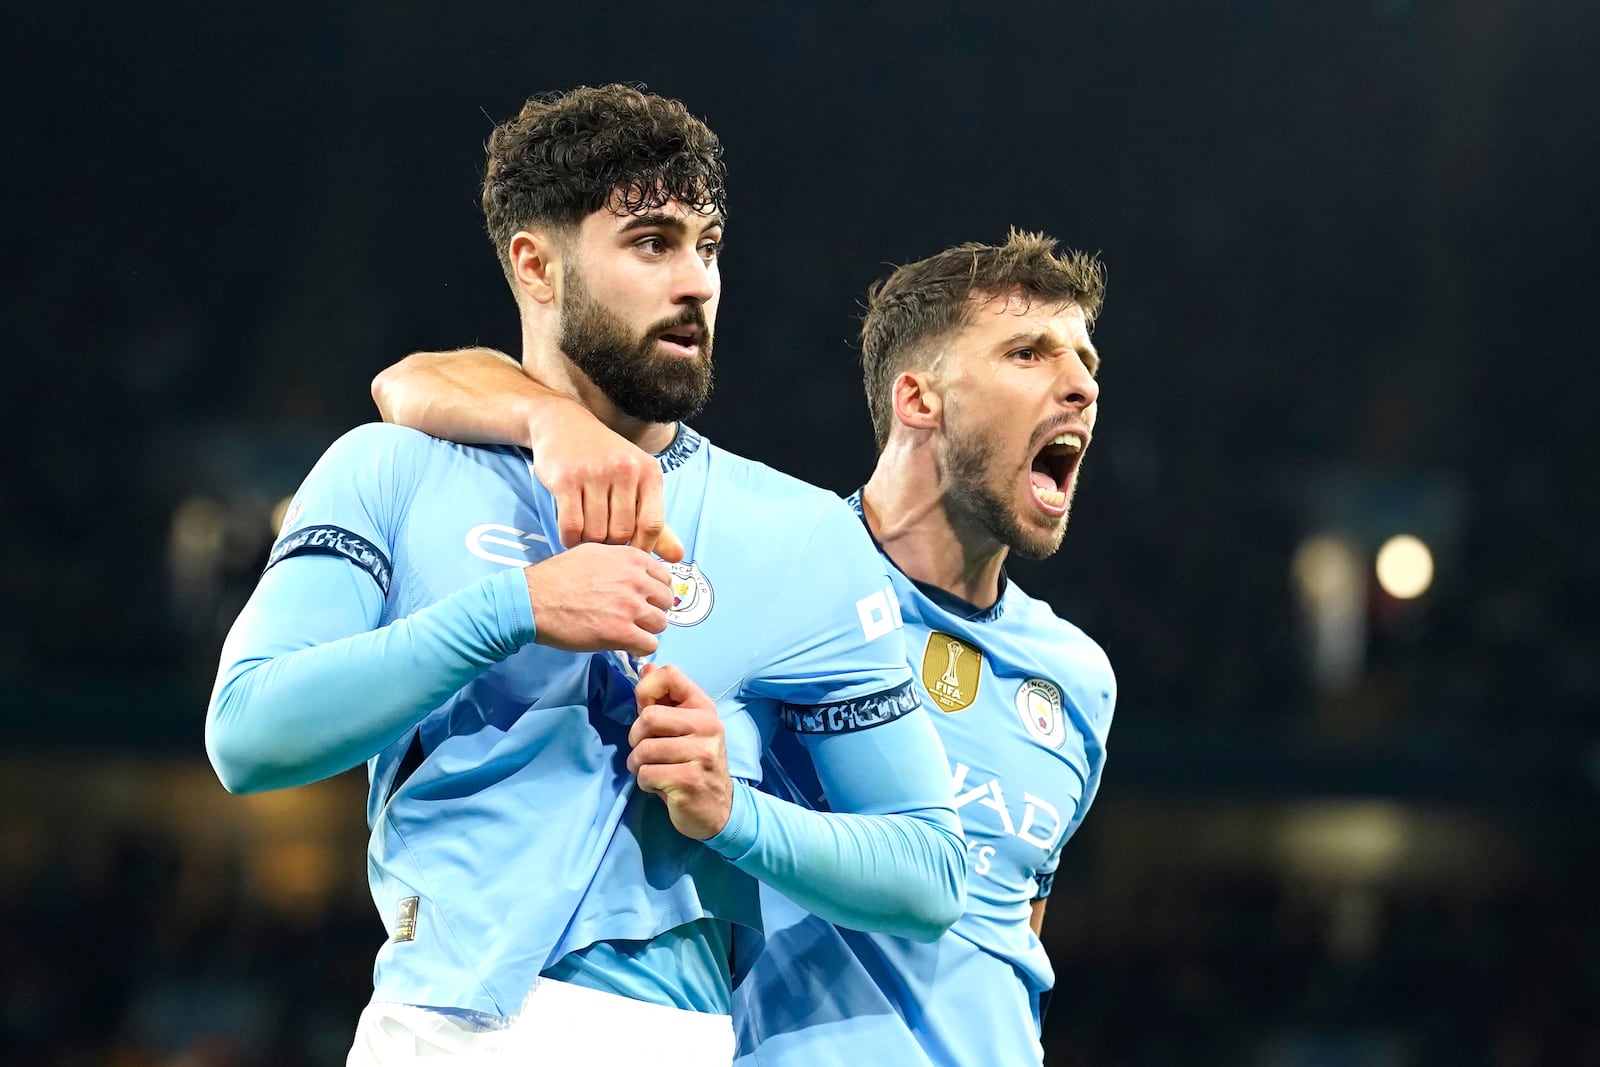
[1034,487,1067,508]
[1049,434,1082,451]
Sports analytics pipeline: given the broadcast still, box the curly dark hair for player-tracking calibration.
[860,229,1106,452]
[481,84,728,282]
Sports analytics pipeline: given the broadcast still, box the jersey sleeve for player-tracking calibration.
[709,499,966,940]
[205,425,535,794]
[741,498,919,730]
[265,422,415,596]
[705,727,966,942]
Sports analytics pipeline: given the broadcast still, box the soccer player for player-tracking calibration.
[373,231,1115,1065]
[205,85,965,1066]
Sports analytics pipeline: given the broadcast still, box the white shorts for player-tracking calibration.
[348,977,735,1066]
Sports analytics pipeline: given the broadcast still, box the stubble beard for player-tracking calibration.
[558,265,714,425]
[942,425,1072,561]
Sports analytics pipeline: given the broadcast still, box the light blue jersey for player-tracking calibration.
[732,491,1115,1066]
[208,426,965,1020]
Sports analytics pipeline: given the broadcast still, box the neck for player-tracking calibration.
[861,437,1009,609]
[520,318,679,454]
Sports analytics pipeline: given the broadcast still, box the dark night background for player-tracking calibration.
[4,2,1597,1064]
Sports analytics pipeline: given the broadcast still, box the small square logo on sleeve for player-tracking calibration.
[394,896,419,942]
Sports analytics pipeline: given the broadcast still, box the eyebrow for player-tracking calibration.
[618,212,725,236]
[995,330,1101,373]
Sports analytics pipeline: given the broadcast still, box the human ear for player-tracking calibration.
[508,230,561,305]
[892,370,942,432]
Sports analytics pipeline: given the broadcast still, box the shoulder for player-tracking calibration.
[1005,585,1116,702]
[310,422,438,474]
[703,443,838,504]
[704,444,867,538]
[320,423,527,479]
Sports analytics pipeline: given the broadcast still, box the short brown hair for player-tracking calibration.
[481,84,727,282]
[860,229,1106,451]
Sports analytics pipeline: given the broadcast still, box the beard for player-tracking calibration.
[943,421,1072,561]
[558,264,714,424]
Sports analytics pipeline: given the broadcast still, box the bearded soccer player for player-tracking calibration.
[205,85,964,1066]
[372,231,1115,1065]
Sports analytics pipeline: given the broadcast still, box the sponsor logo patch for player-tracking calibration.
[667,562,713,626]
[465,523,550,567]
[854,584,904,641]
[921,632,983,713]
[1016,678,1066,748]
[267,524,393,595]
[782,680,921,734]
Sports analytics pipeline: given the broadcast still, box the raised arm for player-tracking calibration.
[372,348,682,561]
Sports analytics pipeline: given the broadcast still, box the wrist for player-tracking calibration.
[703,781,755,859]
[522,391,587,455]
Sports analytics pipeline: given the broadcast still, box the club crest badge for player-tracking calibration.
[667,562,713,626]
[1016,678,1066,747]
[920,631,983,713]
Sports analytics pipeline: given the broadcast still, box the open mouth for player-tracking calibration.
[657,324,703,358]
[1028,432,1084,515]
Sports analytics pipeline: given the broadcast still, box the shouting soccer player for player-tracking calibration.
[205,85,965,1066]
[374,231,1115,1065]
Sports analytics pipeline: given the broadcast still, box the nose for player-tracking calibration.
[674,249,716,305]
[1058,352,1099,411]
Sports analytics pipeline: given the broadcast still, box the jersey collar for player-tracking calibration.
[658,424,704,473]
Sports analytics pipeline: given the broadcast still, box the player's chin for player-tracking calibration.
[1017,524,1068,559]
[1010,498,1070,559]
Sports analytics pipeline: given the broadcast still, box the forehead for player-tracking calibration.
[587,191,723,233]
[959,290,1090,347]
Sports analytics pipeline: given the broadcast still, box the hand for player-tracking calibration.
[525,544,673,656]
[626,664,732,840]
[529,397,686,563]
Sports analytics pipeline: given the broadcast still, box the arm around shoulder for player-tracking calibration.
[371,348,543,447]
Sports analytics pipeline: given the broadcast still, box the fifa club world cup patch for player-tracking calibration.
[1016,678,1067,748]
[921,631,983,713]
[393,896,419,943]
[667,562,713,626]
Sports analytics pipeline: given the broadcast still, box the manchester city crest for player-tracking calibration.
[1016,678,1066,747]
[667,561,714,626]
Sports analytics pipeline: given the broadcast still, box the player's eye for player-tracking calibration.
[635,236,667,256]
[1009,347,1039,363]
[698,239,721,263]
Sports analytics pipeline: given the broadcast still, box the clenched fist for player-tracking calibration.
[529,404,687,563]
[626,664,732,840]
[525,544,673,656]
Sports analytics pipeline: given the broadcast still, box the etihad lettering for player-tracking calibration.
[951,762,1064,850]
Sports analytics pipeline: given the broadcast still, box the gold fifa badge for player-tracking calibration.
[921,632,983,713]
